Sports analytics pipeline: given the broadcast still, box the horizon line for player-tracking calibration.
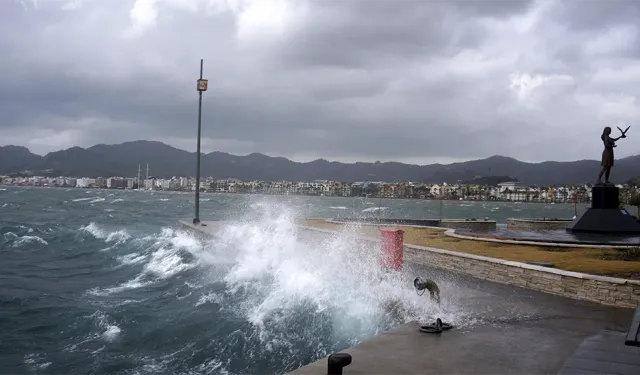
[1,140,638,166]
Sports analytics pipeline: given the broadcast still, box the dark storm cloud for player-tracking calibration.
[277,0,494,70]
[0,0,639,164]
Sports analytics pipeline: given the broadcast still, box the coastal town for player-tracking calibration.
[2,174,639,204]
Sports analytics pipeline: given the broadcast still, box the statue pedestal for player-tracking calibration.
[567,185,640,235]
[591,184,619,209]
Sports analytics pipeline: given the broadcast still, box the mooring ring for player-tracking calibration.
[422,322,453,331]
[419,325,443,334]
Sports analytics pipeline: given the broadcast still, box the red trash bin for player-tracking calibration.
[379,228,404,270]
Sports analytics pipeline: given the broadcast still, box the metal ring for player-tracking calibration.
[419,325,443,334]
[423,322,453,331]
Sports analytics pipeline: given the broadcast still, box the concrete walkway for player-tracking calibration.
[558,330,640,375]
[288,274,635,375]
[179,220,638,374]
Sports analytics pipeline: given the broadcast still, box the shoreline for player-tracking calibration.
[0,184,592,205]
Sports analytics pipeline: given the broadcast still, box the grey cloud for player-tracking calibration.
[0,0,639,163]
[277,1,493,70]
[553,0,640,32]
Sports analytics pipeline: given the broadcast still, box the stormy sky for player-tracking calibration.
[1,0,639,164]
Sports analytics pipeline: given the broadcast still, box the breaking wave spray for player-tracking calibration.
[82,200,463,373]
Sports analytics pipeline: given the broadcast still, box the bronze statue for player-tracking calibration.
[597,125,629,184]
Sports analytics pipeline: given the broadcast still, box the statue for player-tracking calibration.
[597,125,629,185]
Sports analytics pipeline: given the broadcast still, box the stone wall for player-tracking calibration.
[440,219,496,232]
[404,244,640,308]
[507,218,572,231]
[298,225,640,309]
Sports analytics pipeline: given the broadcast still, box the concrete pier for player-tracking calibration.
[287,267,636,375]
[179,219,228,236]
[179,220,640,375]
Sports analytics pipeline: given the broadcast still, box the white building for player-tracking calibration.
[76,178,96,188]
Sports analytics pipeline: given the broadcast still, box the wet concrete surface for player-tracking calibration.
[180,220,638,374]
[558,330,640,375]
[288,270,634,375]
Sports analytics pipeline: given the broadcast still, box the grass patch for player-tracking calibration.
[599,247,640,261]
[487,242,506,248]
[299,218,640,279]
[538,247,573,253]
[442,238,462,243]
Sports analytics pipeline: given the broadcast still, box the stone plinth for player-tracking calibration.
[567,185,640,235]
[591,184,620,209]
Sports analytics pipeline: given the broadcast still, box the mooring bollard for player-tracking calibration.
[379,228,404,271]
[327,353,352,375]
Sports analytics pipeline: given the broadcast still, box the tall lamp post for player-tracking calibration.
[193,59,208,225]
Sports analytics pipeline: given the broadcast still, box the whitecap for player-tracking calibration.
[362,206,387,212]
[12,235,48,247]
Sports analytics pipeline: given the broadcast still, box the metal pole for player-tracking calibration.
[194,59,204,225]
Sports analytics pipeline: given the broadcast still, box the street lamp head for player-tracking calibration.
[197,79,208,92]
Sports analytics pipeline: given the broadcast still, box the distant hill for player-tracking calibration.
[464,175,517,186]
[0,145,42,173]
[1,140,639,185]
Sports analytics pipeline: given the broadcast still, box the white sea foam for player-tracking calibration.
[23,354,51,370]
[64,311,122,354]
[80,222,130,244]
[362,206,387,212]
[195,292,224,307]
[2,231,18,241]
[117,253,148,265]
[88,275,151,296]
[12,235,48,247]
[189,359,229,375]
[72,197,97,202]
[86,225,199,296]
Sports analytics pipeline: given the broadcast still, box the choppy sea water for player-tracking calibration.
[0,187,581,374]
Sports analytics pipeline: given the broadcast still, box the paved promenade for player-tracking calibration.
[287,271,636,375]
[180,220,639,375]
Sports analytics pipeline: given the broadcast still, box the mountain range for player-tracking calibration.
[1,140,639,185]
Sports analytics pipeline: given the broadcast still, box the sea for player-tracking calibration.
[0,187,581,374]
